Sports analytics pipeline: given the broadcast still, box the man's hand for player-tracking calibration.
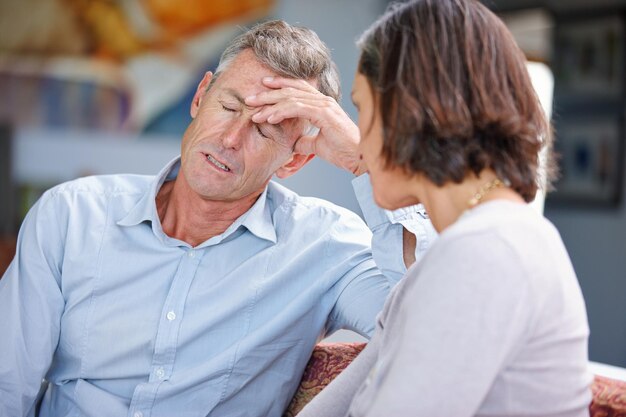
[245,77,367,176]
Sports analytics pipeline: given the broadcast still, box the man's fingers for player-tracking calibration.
[245,77,328,108]
[252,98,331,125]
[261,76,319,93]
[245,86,322,108]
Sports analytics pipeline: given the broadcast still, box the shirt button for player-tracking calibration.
[156,367,165,379]
[188,251,195,258]
[166,311,176,321]
[134,412,143,417]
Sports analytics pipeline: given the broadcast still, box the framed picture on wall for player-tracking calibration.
[551,115,624,206]
[554,14,624,100]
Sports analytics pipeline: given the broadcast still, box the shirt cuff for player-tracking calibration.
[352,173,428,227]
[352,173,388,230]
[352,173,437,262]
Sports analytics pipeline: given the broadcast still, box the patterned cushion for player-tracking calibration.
[591,375,626,416]
[286,342,626,417]
[0,238,15,278]
[284,343,366,417]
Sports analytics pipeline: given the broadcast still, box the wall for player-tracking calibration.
[545,194,626,367]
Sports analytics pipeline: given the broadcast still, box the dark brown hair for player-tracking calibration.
[357,0,553,202]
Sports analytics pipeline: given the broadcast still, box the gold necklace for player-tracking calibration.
[468,178,504,207]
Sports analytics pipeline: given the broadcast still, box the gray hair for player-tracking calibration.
[212,20,341,101]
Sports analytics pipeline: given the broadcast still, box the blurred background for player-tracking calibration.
[0,0,625,369]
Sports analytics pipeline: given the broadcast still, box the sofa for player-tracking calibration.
[285,343,626,417]
[0,238,15,277]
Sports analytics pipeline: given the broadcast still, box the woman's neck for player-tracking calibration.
[418,171,524,233]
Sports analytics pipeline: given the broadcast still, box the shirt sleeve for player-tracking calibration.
[0,190,65,417]
[323,210,390,338]
[352,174,437,284]
[324,175,437,338]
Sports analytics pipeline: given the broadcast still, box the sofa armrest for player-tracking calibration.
[591,375,626,416]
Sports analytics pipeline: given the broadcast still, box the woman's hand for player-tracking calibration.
[245,77,367,176]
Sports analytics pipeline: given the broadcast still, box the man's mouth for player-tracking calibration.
[206,153,231,172]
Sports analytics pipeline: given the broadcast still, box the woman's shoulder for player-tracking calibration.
[448,200,552,238]
[409,201,576,300]
[439,201,565,263]
[412,199,583,321]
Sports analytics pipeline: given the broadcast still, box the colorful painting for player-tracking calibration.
[0,0,276,133]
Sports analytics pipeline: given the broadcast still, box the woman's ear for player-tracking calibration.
[190,71,213,118]
[275,153,316,179]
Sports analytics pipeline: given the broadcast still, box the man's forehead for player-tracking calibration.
[221,49,320,91]
[220,50,277,86]
[220,88,260,113]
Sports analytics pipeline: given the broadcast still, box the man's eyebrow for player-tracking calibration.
[223,88,246,105]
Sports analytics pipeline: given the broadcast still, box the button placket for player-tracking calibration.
[148,248,204,386]
[128,247,207,415]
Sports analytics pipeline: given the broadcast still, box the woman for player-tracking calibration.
[248,0,591,415]
[299,0,591,416]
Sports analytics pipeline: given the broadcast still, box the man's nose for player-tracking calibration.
[221,119,248,150]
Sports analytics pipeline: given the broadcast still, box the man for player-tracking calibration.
[0,21,435,417]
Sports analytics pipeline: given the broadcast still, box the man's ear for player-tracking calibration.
[275,153,315,179]
[190,71,213,119]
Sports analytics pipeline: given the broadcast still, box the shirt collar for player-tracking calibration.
[117,157,277,244]
[236,185,276,243]
[117,157,178,228]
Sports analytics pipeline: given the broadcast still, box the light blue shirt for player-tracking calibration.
[0,158,435,417]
